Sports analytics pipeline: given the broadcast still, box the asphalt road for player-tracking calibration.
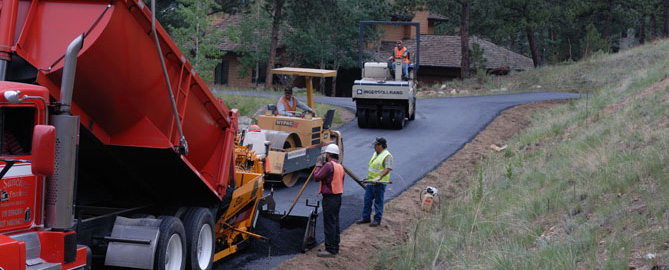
[215,91,579,270]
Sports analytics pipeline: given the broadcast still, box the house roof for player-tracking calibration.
[427,13,448,22]
[212,14,240,51]
[391,11,448,22]
[393,35,534,70]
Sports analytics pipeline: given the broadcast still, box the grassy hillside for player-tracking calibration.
[375,40,669,269]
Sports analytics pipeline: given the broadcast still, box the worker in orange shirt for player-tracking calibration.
[389,40,410,80]
[313,144,344,257]
[276,88,315,116]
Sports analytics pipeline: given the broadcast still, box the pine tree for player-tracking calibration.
[169,0,225,82]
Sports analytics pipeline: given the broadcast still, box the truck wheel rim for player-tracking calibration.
[197,224,213,269]
[166,234,183,270]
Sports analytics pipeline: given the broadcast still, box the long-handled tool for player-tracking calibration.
[342,165,367,189]
[342,165,393,187]
[281,166,317,219]
[362,180,393,184]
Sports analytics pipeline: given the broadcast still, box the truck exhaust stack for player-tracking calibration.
[45,35,83,230]
[58,34,84,115]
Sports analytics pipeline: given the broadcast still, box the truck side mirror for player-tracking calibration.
[31,125,56,176]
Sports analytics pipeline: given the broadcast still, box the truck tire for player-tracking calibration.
[162,206,188,220]
[155,216,187,270]
[393,110,405,129]
[408,100,416,121]
[367,109,378,128]
[357,109,368,128]
[184,208,215,270]
[381,110,392,129]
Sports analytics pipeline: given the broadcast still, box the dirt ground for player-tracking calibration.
[274,100,567,270]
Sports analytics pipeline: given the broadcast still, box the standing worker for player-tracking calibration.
[314,144,344,257]
[276,88,315,116]
[389,40,410,80]
[357,137,392,227]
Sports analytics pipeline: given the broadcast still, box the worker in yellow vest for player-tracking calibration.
[356,137,392,227]
[314,144,344,257]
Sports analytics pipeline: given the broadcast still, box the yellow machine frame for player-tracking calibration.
[256,68,342,187]
[212,142,267,261]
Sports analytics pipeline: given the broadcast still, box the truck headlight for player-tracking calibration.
[357,89,362,95]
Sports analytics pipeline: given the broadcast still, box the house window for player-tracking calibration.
[252,66,266,84]
[215,60,229,85]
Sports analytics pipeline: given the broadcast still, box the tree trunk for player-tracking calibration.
[264,0,285,90]
[319,61,325,94]
[604,0,612,41]
[331,61,339,97]
[509,35,515,52]
[650,11,657,41]
[254,62,259,86]
[664,0,669,37]
[568,38,572,61]
[194,2,201,66]
[640,15,646,45]
[526,26,540,67]
[460,2,470,78]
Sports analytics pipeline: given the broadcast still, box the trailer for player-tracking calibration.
[0,1,272,269]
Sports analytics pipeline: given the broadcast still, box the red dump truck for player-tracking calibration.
[0,1,269,269]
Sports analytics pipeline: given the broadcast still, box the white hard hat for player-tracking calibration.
[325,144,340,155]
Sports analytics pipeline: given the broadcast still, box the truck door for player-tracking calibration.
[0,106,39,233]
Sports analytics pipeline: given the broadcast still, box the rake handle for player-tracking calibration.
[282,166,317,219]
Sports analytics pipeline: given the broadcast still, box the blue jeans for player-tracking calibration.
[391,62,409,78]
[362,184,386,222]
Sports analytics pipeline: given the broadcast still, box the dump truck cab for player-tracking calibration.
[0,84,88,270]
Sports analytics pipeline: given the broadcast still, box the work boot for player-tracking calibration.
[317,250,336,258]
[356,219,370,224]
[369,221,381,227]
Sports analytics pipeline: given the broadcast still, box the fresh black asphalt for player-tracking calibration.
[214,91,580,269]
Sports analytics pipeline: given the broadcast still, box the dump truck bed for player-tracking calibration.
[10,0,234,204]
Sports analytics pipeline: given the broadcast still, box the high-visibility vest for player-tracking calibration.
[320,161,344,194]
[394,47,409,63]
[279,96,297,112]
[367,149,391,184]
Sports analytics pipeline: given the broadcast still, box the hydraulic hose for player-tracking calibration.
[151,0,188,155]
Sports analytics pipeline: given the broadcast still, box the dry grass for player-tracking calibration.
[375,39,669,269]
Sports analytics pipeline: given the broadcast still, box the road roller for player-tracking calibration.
[247,67,344,187]
[352,21,419,129]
